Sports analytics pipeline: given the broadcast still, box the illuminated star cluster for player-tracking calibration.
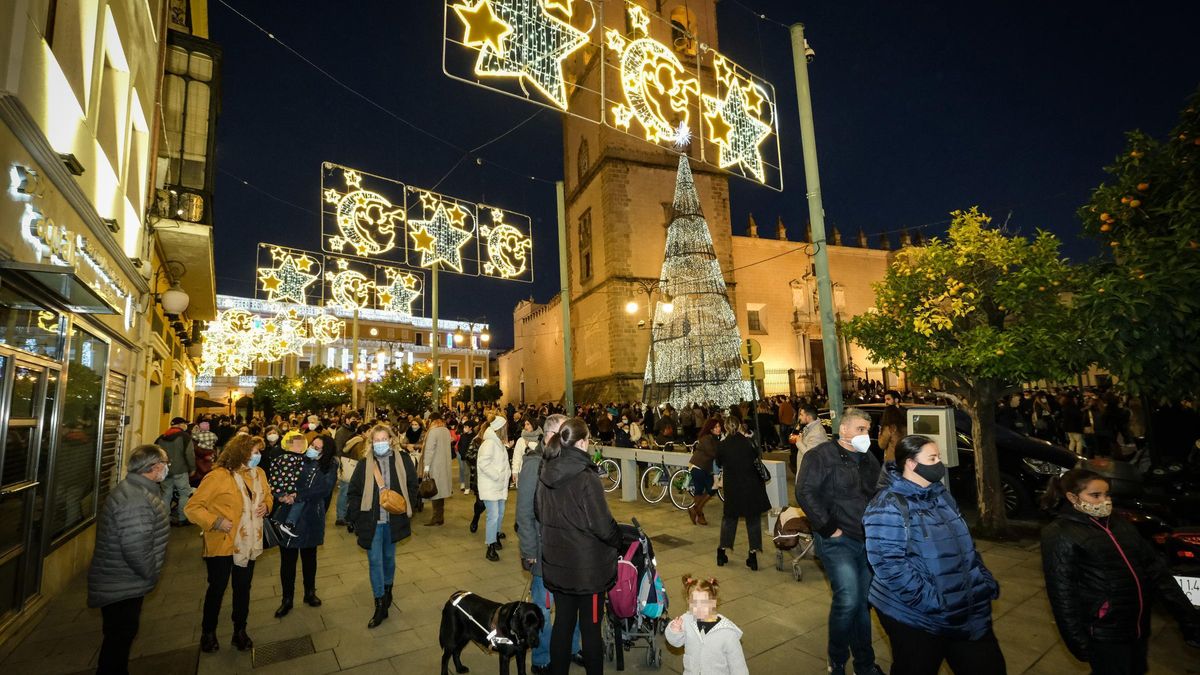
[376,268,422,317]
[258,247,320,304]
[408,191,474,272]
[453,0,589,110]
[199,307,345,377]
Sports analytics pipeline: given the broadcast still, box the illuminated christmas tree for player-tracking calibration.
[644,156,755,408]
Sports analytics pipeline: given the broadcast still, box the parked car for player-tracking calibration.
[819,403,1081,517]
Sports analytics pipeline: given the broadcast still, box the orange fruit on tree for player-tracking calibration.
[1137,182,1150,191]
[1129,199,1142,208]
[1110,241,1120,247]
[1100,212,1111,221]
[1099,223,1112,232]
[1130,150,1144,158]
[1120,196,1130,204]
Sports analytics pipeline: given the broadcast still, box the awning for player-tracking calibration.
[194,397,226,409]
[0,261,119,314]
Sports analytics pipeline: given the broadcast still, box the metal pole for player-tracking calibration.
[470,324,476,408]
[351,307,360,411]
[556,181,575,415]
[431,262,440,411]
[790,23,844,422]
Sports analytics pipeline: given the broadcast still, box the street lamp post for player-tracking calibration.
[625,278,673,405]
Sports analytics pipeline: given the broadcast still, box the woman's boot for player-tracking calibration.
[200,632,219,653]
[470,501,484,533]
[231,628,253,651]
[694,495,710,525]
[716,548,728,566]
[486,543,499,562]
[368,597,388,628]
[383,584,393,609]
[746,551,758,571]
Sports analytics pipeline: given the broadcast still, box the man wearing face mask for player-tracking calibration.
[795,408,885,675]
[864,435,1004,674]
[87,445,172,673]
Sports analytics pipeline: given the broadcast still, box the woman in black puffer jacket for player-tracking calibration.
[1040,469,1200,675]
[537,417,621,675]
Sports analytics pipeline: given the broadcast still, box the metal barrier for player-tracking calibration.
[596,445,789,511]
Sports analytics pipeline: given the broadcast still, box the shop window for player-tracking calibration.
[0,284,64,359]
[49,327,109,539]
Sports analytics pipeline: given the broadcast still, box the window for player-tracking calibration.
[415,333,423,346]
[474,365,484,381]
[48,0,100,111]
[670,7,698,56]
[449,364,460,379]
[747,303,767,334]
[578,208,593,281]
[157,36,217,223]
[96,11,131,173]
[577,138,589,182]
[0,284,64,359]
[49,327,109,539]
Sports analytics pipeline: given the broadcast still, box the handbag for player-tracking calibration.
[418,475,438,499]
[262,516,285,549]
[374,462,408,515]
[753,456,771,483]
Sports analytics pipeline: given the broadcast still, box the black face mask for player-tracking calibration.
[913,461,946,484]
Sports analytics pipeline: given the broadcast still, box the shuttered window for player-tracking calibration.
[97,372,127,507]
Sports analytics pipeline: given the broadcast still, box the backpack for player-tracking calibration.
[638,566,668,619]
[610,541,641,619]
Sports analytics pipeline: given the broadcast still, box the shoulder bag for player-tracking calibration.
[374,461,408,515]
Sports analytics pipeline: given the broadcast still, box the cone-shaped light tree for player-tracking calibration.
[644,156,755,408]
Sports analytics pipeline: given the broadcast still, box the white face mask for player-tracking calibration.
[267,433,279,443]
[849,434,871,453]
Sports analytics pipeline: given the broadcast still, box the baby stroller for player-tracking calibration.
[603,518,668,670]
[772,507,815,581]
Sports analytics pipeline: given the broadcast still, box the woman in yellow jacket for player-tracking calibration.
[185,434,272,653]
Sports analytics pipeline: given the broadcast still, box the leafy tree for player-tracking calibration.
[369,364,435,414]
[253,376,299,417]
[1075,89,1200,421]
[295,365,351,411]
[845,207,1087,534]
[454,382,503,405]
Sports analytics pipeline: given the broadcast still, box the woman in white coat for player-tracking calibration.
[477,414,511,561]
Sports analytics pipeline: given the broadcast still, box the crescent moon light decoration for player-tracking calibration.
[480,209,532,279]
[324,168,405,257]
[325,257,375,310]
[606,7,698,147]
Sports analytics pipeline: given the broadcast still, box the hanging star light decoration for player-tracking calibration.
[325,257,374,309]
[480,208,532,278]
[258,246,320,304]
[702,74,772,183]
[454,0,589,110]
[376,268,422,316]
[324,166,405,257]
[407,190,474,272]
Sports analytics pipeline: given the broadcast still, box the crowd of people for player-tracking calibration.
[82,388,1200,675]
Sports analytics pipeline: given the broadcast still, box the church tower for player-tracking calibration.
[561,0,735,403]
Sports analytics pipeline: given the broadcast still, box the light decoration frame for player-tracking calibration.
[321,163,407,261]
[443,0,783,189]
[198,305,347,377]
[478,205,534,281]
[324,256,375,310]
[405,187,477,273]
[256,244,322,305]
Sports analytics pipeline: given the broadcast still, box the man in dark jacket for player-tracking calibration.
[88,444,171,673]
[155,417,196,526]
[795,408,885,675]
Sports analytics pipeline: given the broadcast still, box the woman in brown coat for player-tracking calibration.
[687,417,723,525]
[185,435,272,653]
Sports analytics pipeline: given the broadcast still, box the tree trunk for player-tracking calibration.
[966,386,1009,537]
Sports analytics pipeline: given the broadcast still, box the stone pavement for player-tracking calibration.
[4,462,1198,674]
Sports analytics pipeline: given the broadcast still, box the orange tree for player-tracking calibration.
[845,207,1087,534]
[1076,88,1200,446]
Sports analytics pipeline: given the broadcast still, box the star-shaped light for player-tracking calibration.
[703,80,772,182]
[627,4,650,35]
[611,103,634,129]
[744,84,765,114]
[453,0,512,52]
[448,203,469,226]
[258,248,319,304]
[466,0,589,110]
[377,270,422,316]
[343,170,362,188]
[408,196,474,272]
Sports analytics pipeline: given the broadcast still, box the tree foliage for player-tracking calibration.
[1075,88,1200,402]
[252,365,350,415]
[454,382,503,405]
[369,364,435,414]
[846,207,1087,533]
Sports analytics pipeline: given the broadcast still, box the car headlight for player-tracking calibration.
[1024,458,1069,476]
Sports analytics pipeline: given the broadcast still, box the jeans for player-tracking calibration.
[202,556,255,633]
[550,592,603,675]
[367,523,395,598]
[813,533,876,669]
[1067,432,1085,454]
[458,457,470,486]
[336,480,351,520]
[529,574,581,667]
[98,595,143,674]
[877,611,1006,675]
[160,473,192,523]
[279,546,317,600]
[484,499,506,545]
[719,512,763,552]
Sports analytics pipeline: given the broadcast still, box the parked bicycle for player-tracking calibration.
[667,464,725,510]
[592,448,622,493]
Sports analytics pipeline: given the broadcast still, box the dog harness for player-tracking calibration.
[451,592,514,648]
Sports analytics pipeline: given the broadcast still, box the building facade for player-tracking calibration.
[0,0,218,649]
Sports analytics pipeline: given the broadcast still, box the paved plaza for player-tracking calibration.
[3,466,1197,675]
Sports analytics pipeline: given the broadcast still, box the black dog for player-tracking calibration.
[440,591,544,675]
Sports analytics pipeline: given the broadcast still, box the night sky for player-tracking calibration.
[209,0,1199,350]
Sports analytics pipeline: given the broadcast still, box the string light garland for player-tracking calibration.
[645,155,755,408]
[257,245,321,304]
[406,188,475,272]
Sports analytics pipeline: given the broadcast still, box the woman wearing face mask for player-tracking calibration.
[404,418,424,450]
[185,435,271,653]
[1041,469,1200,674]
[863,435,1004,674]
[477,414,512,561]
[272,434,338,619]
[259,425,283,476]
[346,424,421,629]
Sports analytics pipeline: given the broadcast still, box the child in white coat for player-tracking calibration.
[664,575,749,674]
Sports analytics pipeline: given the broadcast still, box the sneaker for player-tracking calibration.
[459,482,466,490]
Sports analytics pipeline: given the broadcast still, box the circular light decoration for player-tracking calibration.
[324,168,405,257]
[326,257,374,309]
[480,208,531,278]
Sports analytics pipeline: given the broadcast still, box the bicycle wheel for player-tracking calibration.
[640,466,669,503]
[598,458,621,493]
[669,468,696,510]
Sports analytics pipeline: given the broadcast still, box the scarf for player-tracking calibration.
[360,449,413,517]
[231,468,264,567]
[521,428,542,453]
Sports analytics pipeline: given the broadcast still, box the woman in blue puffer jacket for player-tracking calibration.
[863,434,1005,675]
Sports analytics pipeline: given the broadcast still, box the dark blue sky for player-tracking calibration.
[209,0,1199,349]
